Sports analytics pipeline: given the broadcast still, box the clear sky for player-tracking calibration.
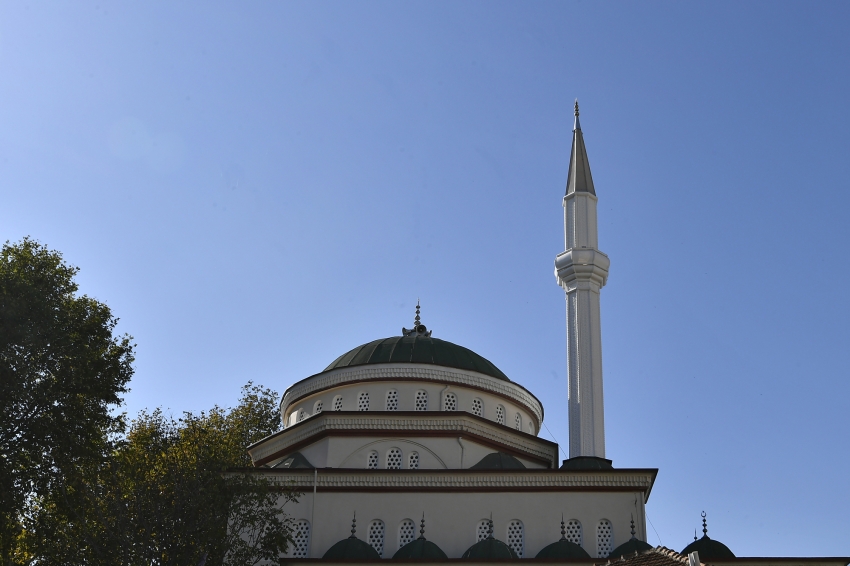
[2,1,849,557]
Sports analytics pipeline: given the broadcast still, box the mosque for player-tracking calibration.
[244,104,848,566]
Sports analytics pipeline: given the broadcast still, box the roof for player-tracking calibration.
[323,335,510,381]
[565,100,596,196]
[470,452,526,470]
[607,547,692,566]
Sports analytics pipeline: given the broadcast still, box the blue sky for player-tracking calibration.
[2,1,849,557]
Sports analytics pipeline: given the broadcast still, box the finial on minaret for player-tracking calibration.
[419,513,426,539]
[701,511,708,537]
[574,99,579,116]
[350,512,357,538]
[402,299,432,337]
[560,514,567,541]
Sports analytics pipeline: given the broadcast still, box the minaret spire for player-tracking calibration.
[555,101,610,459]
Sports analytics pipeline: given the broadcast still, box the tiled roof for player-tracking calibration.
[601,546,694,566]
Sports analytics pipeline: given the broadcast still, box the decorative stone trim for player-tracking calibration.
[281,365,544,426]
[248,413,559,466]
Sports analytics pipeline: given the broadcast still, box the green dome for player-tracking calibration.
[470,452,526,470]
[322,536,381,560]
[324,335,510,381]
[681,536,735,560]
[461,537,518,560]
[392,538,448,560]
[609,537,653,559]
[535,539,591,559]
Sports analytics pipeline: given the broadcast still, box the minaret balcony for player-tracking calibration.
[554,248,610,290]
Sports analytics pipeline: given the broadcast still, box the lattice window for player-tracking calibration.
[398,519,416,548]
[367,450,379,469]
[297,409,306,422]
[314,400,323,414]
[415,390,428,411]
[387,448,402,469]
[496,405,505,425]
[565,519,582,546]
[507,520,524,558]
[515,413,522,430]
[291,519,311,558]
[386,390,398,411]
[472,398,483,417]
[597,519,613,557]
[443,392,457,411]
[476,519,490,541]
[408,451,419,469]
[368,520,385,557]
[333,395,343,411]
[358,392,370,411]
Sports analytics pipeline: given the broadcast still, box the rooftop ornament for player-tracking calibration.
[403,299,432,337]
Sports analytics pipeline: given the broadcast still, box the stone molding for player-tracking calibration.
[249,412,558,466]
[240,468,656,494]
[281,365,544,425]
[555,248,610,290]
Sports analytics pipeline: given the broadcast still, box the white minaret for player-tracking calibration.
[555,101,610,459]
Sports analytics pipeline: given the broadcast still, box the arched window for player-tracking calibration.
[398,519,416,548]
[507,520,524,558]
[358,392,370,411]
[386,390,398,411]
[333,395,343,411]
[297,408,306,422]
[515,413,522,430]
[368,520,385,557]
[291,519,311,558]
[314,400,323,414]
[472,398,483,417]
[415,390,428,411]
[476,519,490,541]
[387,448,402,469]
[408,451,419,469]
[597,519,613,557]
[496,405,505,425]
[367,450,379,469]
[528,421,535,434]
[443,392,457,411]
[565,519,582,546]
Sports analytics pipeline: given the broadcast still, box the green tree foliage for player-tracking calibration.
[0,238,134,565]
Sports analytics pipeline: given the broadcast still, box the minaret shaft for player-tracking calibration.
[555,104,609,459]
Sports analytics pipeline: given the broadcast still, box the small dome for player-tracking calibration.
[323,335,510,381]
[323,515,382,560]
[393,538,448,560]
[681,536,735,560]
[461,537,518,560]
[470,452,526,470]
[535,539,591,559]
[609,538,653,559]
[560,456,613,470]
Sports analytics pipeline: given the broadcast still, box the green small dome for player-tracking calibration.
[535,539,591,559]
[609,537,653,559]
[470,452,526,470]
[322,536,381,560]
[681,536,735,560]
[324,335,510,381]
[392,538,448,560]
[461,537,518,560]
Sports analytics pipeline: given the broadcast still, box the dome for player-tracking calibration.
[323,335,510,382]
[535,539,591,559]
[470,452,526,469]
[323,516,382,560]
[393,538,448,560]
[681,536,735,560]
[461,537,518,560]
[609,537,653,559]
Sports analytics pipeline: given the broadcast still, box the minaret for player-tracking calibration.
[554,101,610,459]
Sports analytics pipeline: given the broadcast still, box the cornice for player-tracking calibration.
[280,365,544,426]
[248,412,558,467]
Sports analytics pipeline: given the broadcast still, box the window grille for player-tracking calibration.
[597,519,613,557]
[415,390,428,411]
[515,413,522,430]
[333,395,343,411]
[291,519,311,558]
[386,390,398,411]
[443,392,457,411]
[408,451,419,469]
[398,519,416,548]
[387,448,402,469]
[507,520,524,558]
[368,520,385,557]
[565,519,582,546]
[367,451,379,469]
[358,392,370,411]
[496,405,505,425]
[297,409,306,422]
[314,400,323,414]
[472,398,483,417]
[476,519,490,541]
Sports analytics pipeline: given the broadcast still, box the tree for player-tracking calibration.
[0,238,134,565]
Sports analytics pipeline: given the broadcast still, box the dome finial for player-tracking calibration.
[701,511,708,537]
[560,513,566,540]
[350,511,357,538]
[488,514,494,539]
[402,299,432,337]
[419,512,426,539]
[694,529,698,542]
[415,299,421,326]
[630,514,636,539]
